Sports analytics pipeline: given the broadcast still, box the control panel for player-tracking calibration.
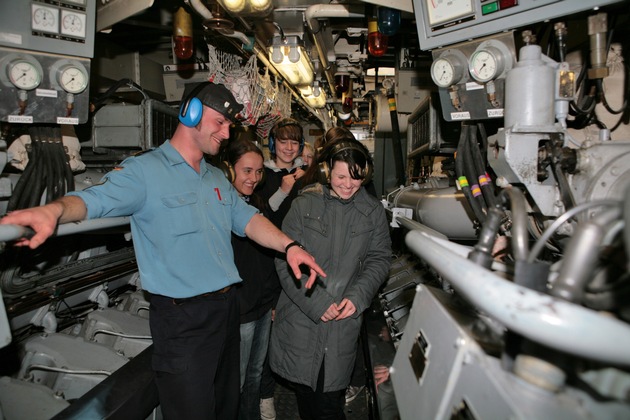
[413,0,622,50]
[0,1,95,124]
[0,0,95,58]
[430,32,516,121]
[0,47,91,124]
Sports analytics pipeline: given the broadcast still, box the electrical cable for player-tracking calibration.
[455,124,486,224]
[469,124,497,209]
[462,125,487,217]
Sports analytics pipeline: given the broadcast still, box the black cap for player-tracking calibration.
[183,82,244,122]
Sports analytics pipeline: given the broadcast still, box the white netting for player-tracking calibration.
[255,77,292,140]
[206,44,260,125]
[205,44,292,135]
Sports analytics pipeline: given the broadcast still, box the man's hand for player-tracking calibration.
[0,204,62,249]
[285,245,326,289]
[334,298,356,320]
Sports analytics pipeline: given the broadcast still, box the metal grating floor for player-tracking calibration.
[274,380,370,420]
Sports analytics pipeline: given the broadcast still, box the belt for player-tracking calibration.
[168,286,232,305]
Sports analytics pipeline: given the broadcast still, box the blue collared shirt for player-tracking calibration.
[68,140,258,298]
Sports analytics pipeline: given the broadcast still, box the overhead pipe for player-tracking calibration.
[305,4,365,94]
[185,0,214,20]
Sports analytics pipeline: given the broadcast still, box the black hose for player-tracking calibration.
[26,135,45,209]
[455,124,486,224]
[44,134,56,204]
[462,125,487,217]
[49,127,66,201]
[469,125,497,208]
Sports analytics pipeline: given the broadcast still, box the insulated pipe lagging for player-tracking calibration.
[402,221,630,366]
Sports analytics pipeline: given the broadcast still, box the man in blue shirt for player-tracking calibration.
[0,82,326,420]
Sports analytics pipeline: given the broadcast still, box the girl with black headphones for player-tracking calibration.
[268,132,392,420]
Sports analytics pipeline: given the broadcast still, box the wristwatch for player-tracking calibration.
[285,241,306,253]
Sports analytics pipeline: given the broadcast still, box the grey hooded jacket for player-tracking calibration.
[269,184,391,392]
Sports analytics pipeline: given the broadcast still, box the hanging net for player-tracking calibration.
[206,44,260,125]
[205,44,292,137]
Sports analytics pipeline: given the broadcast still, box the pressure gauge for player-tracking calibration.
[431,51,467,88]
[61,10,87,38]
[57,63,88,93]
[468,40,514,83]
[32,4,59,33]
[7,59,42,90]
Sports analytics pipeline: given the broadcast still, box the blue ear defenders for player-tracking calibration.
[179,82,210,127]
[268,118,305,154]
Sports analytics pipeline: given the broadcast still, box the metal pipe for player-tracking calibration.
[0,217,131,244]
[551,207,621,303]
[185,0,213,20]
[27,364,111,377]
[403,222,630,366]
[390,186,477,240]
[498,187,529,262]
[90,329,152,341]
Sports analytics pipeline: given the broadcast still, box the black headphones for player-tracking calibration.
[217,160,237,183]
[268,118,305,154]
[179,82,210,127]
[317,139,373,185]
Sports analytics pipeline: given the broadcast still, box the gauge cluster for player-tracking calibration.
[429,32,516,121]
[0,47,91,124]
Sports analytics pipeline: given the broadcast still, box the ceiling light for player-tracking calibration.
[217,0,271,17]
[269,35,314,86]
[299,85,326,109]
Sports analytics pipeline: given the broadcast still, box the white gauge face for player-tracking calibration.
[8,60,42,90]
[32,5,59,33]
[469,49,499,83]
[431,58,456,87]
[59,65,88,93]
[61,11,87,38]
[426,0,474,26]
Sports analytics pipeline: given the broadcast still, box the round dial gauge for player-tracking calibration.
[32,5,59,33]
[63,13,82,33]
[58,64,88,93]
[431,54,466,88]
[469,46,507,83]
[8,59,42,90]
[61,11,87,38]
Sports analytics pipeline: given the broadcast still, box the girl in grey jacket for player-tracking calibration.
[270,136,392,420]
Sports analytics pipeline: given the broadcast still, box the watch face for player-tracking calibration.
[431,58,455,87]
[8,60,41,90]
[59,65,88,93]
[469,50,498,83]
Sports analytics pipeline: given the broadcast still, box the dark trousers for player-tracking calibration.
[150,287,240,420]
[293,359,346,420]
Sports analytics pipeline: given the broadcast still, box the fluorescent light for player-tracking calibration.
[299,85,326,108]
[269,35,314,86]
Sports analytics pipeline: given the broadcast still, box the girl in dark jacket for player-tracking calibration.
[270,135,392,420]
[224,139,277,420]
